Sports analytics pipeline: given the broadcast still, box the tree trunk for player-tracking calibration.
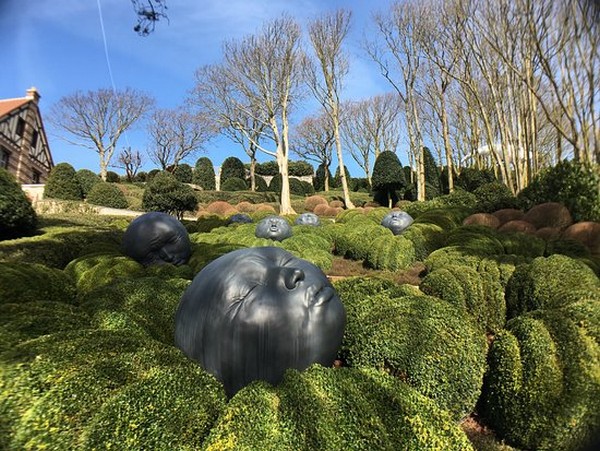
[324,166,330,192]
[440,93,454,193]
[99,153,108,181]
[250,156,256,191]
[333,120,355,208]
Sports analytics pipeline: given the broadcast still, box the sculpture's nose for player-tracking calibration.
[282,267,305,289]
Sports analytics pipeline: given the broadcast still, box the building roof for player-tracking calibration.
[0,98,29,119]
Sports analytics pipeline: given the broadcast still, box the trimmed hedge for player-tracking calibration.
[0,262,76,305]
[86,182,128,209]
[221,177,248,191]
[193,157,216,190]
[365,235,416,271]
[44,162,83,201]
[76,169,101,197]
[0,168,37,239]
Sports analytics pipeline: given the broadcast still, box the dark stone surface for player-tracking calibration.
[255,215,293,241]
[228,213,253,225]
[174,246,346,397]
[381,210,414,235]
[294,212,321,226]
[122,211,191,266]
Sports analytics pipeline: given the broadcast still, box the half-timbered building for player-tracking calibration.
[0,87,54,184]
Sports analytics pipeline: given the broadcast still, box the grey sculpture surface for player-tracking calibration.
[255,215,293,241]
[228,213,253,225]
[295,212,321,227]
[122,211,191,266]
[174,246,346,397]
[381,210,414,235]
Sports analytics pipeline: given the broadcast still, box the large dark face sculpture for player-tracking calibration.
[381,210,414,235]
[174,246,346,397]
[228,213,253,225]
[255,215,293,241]
[295,212,321,227]
[122,212,191,266]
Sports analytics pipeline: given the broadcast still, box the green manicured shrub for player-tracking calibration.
[70,255,145,295]
[473,182,518,213]
[332,165,352,189]
[221,177,248,191]
[192,157,216,190]
[334,221,392,261]
[456,167,496,192]
[365,235,416,271]
[105,171,120,182]
[401,223,445,261]
[423,147,442,199]
[75,169,101,197]
[334,278,487,419]
[254,160,279,176]
[499,232,546,258]
[412,207,470,230]
[289,160,314,177]
[254,175,268,192]
[44,162,83,201]
[134,171,147,182]
[0,168,37,239]
[517,160,600,222]
[172,163,193,183]
[220,156,246,185]
[371,151,406,208]
[505,254,600,318]
[142,171,198,219]
[86,182,128,209]
[445,225,505,255]
[0,262,76,305]
[313,163,333,192]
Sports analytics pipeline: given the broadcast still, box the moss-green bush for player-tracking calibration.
[76,169,101,198]
[172,163,193,183]
[412,207,470,230]
[401,223,445,260]
[73,255,145,295]
[473,182,518,213]
[0,168,37,240]
[0,262,76,305]
[221,176,248,191]
[499,232,546,258]
[334,221,392,261]
[334,277,487,419]
[444,225,505,255]
[505,254,600,318]
[44,162,83,201]
[86,181,128,209]
[365,235,416,271]
[220,156,246,185]
[193,157,216,190]
[142,171,198,218]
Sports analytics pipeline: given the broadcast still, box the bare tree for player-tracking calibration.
[49,88,154,181]
[306,9,355,208]
[292,111,335,191]
[131,0,168,36]
[114,147,144,182]
[217,15,306,214]
[147,106,214,171]
[341,93,403,185]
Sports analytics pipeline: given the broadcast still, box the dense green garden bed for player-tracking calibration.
[1,206,599,450]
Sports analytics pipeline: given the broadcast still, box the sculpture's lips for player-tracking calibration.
[312,286,335,307]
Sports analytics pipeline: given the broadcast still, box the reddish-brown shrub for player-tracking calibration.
[304,195,328,212]
[535,227,562,241]
[492,208,524,225]
[236,201,256,213]
[329,200,344,209]
[498,220,536,234]
[324,207,342,217]
[313,203,330,216]
[562,222,600,254]
[254,203,277,213]
[523,202,573,229]
[463,213,501,229]
[205,201,238,216]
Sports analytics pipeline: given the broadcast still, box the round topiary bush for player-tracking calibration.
[522,202,573,230]
[142,171,198,219]
[288,160,314,177]
[86,182,128,209]
[192,157,216,190]
[220,177,248,192]
[172,164,193,183]
[0,168,37,240]
[220,156,246,186]
[75,169,101,198]
[44,162,83,201]
[105,171,121,183]
[204,201,237,216]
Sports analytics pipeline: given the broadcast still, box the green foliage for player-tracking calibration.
[254,160,279,176]
[499,232,546,258]
[146,169,161,181]
[517,160,600,222]
[134,171,147,182]
[313,163,333,192]
[86,182,128,209]
[172,163,193,183]
[456,167,496,192]
[473,182,518,213]
[365,235,416,271]
[0,261,76,305]
[289,160,314,177]
[0,168,37,239]
[254,175,269,192]
[505,254,600,318]
[334,277,487,419]
[193,157,216,190]
[412,207,470,230]
[401,223,445,261]
[334,220,392,261]
[195,190,278,205]
[44,162,84,201]
[268,175,311,196]
[68,254,145,295]
[423,147,442,199]
[220,156,246,184]
[372,151,407,207]
[221,177,248,191]
[332,165,352,189]
[142,171,198,218]
[75,169,101,197]
[105,171,120,183]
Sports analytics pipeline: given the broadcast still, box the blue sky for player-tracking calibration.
[0,0,399,177]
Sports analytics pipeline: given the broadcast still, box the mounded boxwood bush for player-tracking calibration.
[220,156,246,185]
[44,162,83,201]
[334,221,392,261]
[473,181,518,213]
[288,160,314,177]
[220,176,248,192]
[193,157,216,190]
[172,163,193,183]
[365,235,416,271]
[69,254,145,295]
[334,277,487,419]
[105,171,120,183]
[75,169,101,198]
[371,151,406,208]
[86,182,128,209]
[142,171,198,218]
[0,168,37,239]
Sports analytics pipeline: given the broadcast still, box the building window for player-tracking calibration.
[0,147,10,169]
[31,130,39,148]
[16,117,26,137]
[32,169,41,184]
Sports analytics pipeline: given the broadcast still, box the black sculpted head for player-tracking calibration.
[381,210,414,235]
[295,212,321,227]
[255,215,292,241]
[228,213,253,225]
[174,246,346,397]
[122,211,191,266]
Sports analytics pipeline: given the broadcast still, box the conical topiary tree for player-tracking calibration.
[192,157,216,190]
[0,168,37,239]
[44,162,84,201]
[76,169,101,198]
[332,165,351,189]
[313,163,333,192]
[371,151,407,208]
[423,147,442,199]
[220,156,246,187]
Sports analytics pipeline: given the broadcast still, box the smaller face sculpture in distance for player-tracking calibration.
[174,246,346,397]
[228,213,253,226]
[122,211,191,266]
[381,210,414,235]
[255,215,293,241]
[295,212,321,227]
